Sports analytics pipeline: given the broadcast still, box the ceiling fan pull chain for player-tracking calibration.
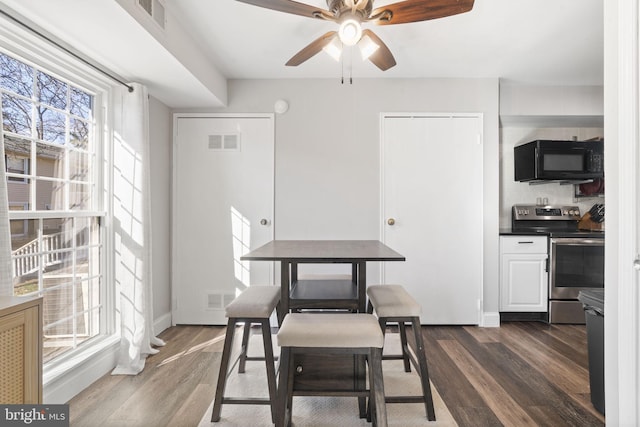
[349,49,353,84]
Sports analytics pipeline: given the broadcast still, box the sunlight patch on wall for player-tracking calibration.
[231,206,251,293]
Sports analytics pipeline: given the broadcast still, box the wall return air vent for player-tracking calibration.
[208,134,241,151]
[138,0,165,28]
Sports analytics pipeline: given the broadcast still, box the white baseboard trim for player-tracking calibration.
[154,311,172,335]
[481,311,500,327]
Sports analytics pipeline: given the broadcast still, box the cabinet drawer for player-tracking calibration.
[501,236,548,254]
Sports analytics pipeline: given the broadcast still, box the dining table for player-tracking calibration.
[241,239,405,418]
[240,239,406,323]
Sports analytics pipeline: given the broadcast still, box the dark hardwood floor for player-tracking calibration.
[68,322,605,426]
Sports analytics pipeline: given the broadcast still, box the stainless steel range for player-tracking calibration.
[512,205,604,324]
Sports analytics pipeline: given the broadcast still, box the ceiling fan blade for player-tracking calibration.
[236,0,334,20]
[362,29,396,71]
[286,32,338,66]
[369,0,474,25]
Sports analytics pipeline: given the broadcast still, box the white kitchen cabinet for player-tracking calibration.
[500,236,548,312]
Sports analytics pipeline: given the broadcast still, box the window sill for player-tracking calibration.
[43,334,120,403]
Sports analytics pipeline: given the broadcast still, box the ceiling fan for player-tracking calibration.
[235,0,475,71]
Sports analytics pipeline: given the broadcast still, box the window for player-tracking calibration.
[1,50,105,364]
[5,155,29,182]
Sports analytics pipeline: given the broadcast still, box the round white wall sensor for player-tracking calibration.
[274,99,289,114]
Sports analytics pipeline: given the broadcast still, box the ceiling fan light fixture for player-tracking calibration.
[358,34,379,60]
[323,37,343,61]
[338,18,362,46]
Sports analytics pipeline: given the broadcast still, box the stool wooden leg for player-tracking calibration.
[260,320,278,424]
[275,301,284,328]
[276,347,292,427]
[366,317,388,420]
[238,321,252,373]
[369,347,388,427]
[211,318,237,422]
[398,321,411,372]
[357,354,367,418]
[411,317,436,421]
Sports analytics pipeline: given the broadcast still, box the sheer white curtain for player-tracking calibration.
[111,82,165,375]
[0,113,14,296]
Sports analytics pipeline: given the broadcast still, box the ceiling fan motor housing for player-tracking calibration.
[327,0,372,19]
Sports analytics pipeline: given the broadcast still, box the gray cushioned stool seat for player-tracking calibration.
[367,285,421,318]
[277,312,384,348]
[225,285,280,318]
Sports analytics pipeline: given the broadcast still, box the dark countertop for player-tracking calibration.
[500,228,605,238]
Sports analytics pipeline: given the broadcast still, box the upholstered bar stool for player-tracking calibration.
[211,286,281,423]
[276,313,388,427]
[366,284,436,421]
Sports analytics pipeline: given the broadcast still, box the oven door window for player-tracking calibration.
[554,242,604,288]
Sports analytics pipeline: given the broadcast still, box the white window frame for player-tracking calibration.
[0,13,118,400]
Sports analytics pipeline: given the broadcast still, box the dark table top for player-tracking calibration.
[240,240,406,262]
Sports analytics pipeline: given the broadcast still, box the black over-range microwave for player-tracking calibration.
[514,139,604,182]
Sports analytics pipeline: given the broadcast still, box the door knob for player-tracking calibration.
[260,218,269,226]
[387,218,395,226]
[634,257,640,271]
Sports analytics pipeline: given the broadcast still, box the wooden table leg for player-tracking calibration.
[357,261,366,313]
[357,261,367,417]
[279,261,290,325]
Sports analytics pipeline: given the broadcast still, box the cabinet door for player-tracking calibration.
[0,305,41,403]
[500,254,548,312]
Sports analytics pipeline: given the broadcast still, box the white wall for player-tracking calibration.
[176,77,501,322]
[148,96,173,331]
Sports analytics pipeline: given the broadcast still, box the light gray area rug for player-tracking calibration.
[199,332,457,426]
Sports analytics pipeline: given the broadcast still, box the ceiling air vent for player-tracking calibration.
[138,0,165,28]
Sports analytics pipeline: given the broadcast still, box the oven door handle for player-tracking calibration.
[551,238,605,246]
[584,307,604,317]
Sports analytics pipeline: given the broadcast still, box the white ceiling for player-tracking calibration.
[0,0,604,107]
[168,0,604,85]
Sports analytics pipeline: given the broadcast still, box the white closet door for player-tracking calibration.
[172,115,274,325]
[382,114,483,324]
